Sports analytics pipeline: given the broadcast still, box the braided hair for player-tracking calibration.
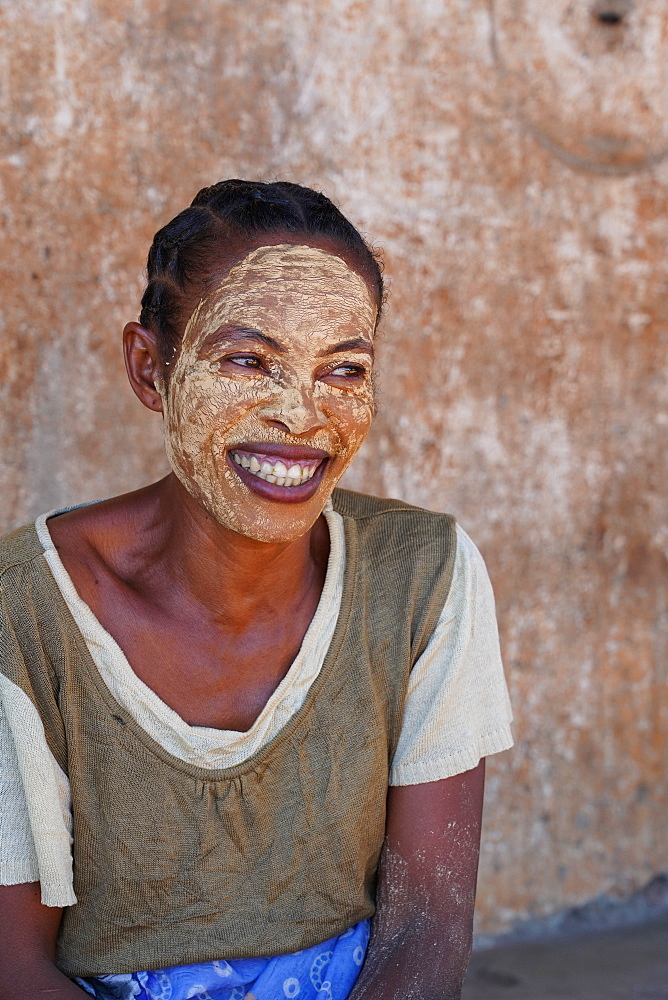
[139,180,384,365]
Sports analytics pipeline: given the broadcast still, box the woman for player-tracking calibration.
[0,180,513,1000]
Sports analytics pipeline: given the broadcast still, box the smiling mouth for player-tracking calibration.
[226,444,331,503]
[230,449,322,488]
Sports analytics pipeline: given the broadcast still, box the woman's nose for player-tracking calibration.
[259,384,328,436]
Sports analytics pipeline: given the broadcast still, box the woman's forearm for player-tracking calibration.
[348,921,472,1000]
[351,765,484,999]
[0,884,84,1000]
[0,958,87,1000]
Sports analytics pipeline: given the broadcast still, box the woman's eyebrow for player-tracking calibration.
[201,325,286,353]
[318,337,374,358]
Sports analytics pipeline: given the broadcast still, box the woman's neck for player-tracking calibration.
[131,474,330,631]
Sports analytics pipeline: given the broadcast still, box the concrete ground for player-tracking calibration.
[462,917,668,1000]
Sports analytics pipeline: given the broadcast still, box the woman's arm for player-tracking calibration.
[349,759,485,1000]
[0,883,86,999]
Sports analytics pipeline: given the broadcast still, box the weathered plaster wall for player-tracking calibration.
[1,0,666,935]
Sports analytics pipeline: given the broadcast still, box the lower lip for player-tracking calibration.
[226,454,329,504]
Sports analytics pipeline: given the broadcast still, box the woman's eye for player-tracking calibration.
[225,355,264,370]
[327,363,367,379]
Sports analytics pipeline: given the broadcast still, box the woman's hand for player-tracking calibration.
[0,882,86,998]
[349,759,486,1000]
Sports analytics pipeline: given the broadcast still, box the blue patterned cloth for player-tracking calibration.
[75,919,370,1000]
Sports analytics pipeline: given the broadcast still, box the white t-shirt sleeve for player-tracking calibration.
[389,523,513,786]
[0,693,41,886]
[0,673,76,906]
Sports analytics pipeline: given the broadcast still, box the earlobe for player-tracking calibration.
[123,321,164,413]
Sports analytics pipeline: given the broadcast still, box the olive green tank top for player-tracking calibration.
[0,489,456,977]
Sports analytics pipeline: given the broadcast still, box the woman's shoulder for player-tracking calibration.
[0,486,148,559]
[44,484,156,550]
[329,490,498,603]
[0,521,46,579]
[37,483,169,589]
[331,489,459,617]
[331,487,456,527]
[330,490,493,571]
[0,487,157,613]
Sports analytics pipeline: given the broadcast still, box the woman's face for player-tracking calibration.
[157,243,378,542]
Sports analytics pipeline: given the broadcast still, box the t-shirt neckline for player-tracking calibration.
[34,500,345,759]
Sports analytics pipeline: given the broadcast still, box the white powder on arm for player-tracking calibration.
[389,523,513,786]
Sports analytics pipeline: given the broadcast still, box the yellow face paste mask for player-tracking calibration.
[157,244,378,542]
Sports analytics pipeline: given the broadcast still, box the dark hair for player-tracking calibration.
[139,179,384,363]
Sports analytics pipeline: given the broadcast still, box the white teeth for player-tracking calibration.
[231,451,322,487]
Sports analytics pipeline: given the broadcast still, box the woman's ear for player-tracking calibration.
[123,322,165,413]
